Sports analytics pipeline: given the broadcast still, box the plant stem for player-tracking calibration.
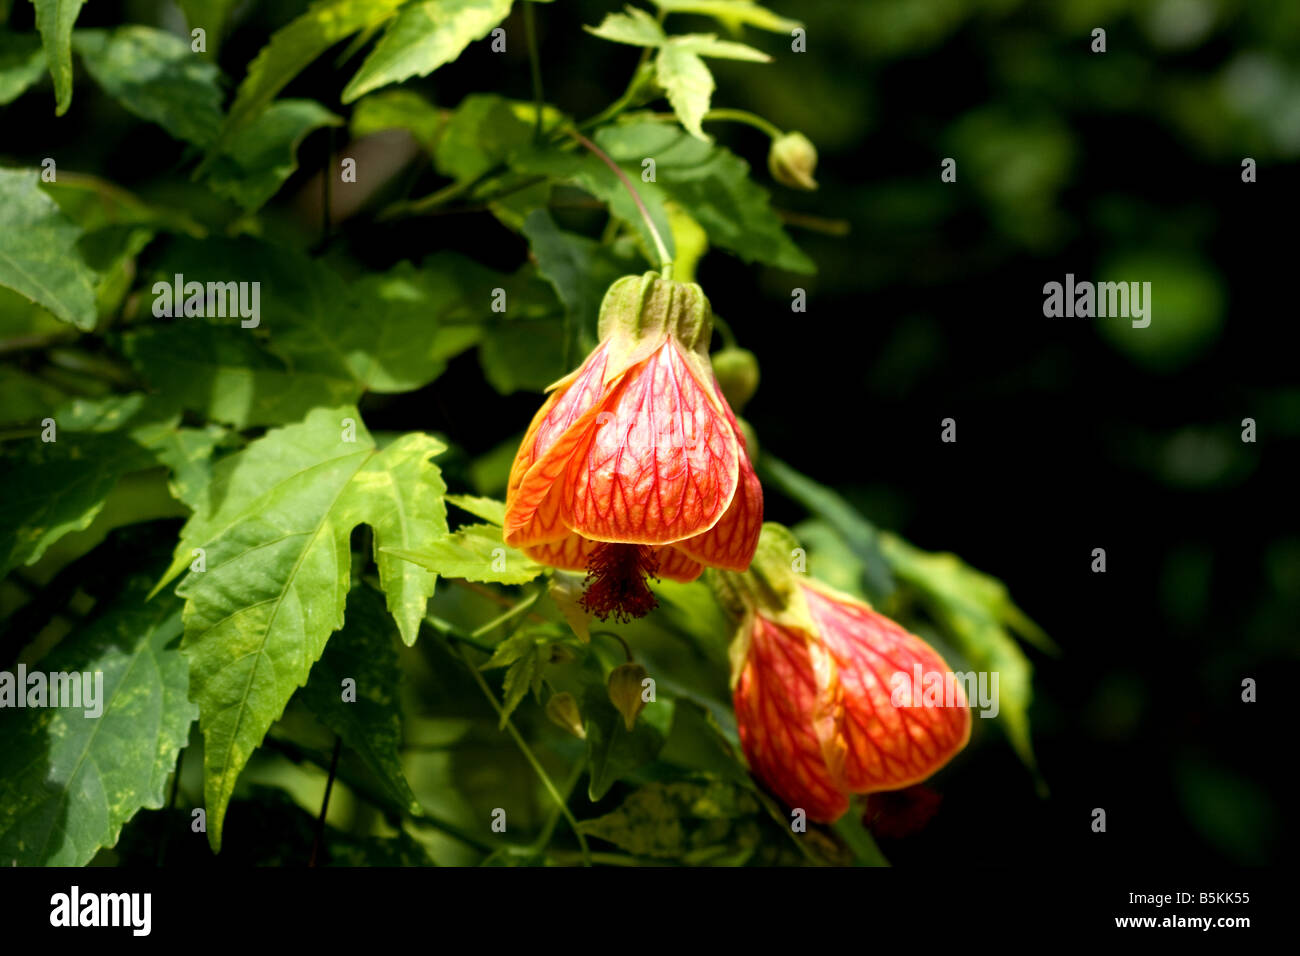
[523,1,545,141]
[458,645,591,866]
[591,629,633,662]
[531,757,586,859]
[470,588,542,640]
[701,108,784,139]
[308,735,343,867]
[568,130,672,277]
[639,108,784,139]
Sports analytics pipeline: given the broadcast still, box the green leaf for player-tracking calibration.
[204,99,343,211]
[383,523,543,585]
[350,89,446,153]
[29,0,87,114]
[656,39,716,141]
[435,93,546,182]
[214,0,404,150]
[131,420,228,511]
[177,0,244,50]
[344,257,491,391]
[584,686,674,801]
[595,123,813,273]
[652,0,800,33]
[478,314,569,393]
[445,493,506,525]
[169,407,447,850]
[675,33,770,61]
[0,168,98,329]
[878,533,1052,774]
[578,780,760,862]
[509,145,675,265]
[0,367,66,427]
[122,239,499,426]
[72,27,225,147]
[0,30,46,106]
[0,431,152,577]
[0,576,197,866]
[585,8,666,47]
[299,586,423,816]
[756,453,893,598]
[343,0,515,103]
[123,323,360,430]
[521,208,637,360]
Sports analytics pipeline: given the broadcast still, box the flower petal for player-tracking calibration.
[674,448,761,570]
[523,534,702,582]
[562,339,740,545]
[504,345,616,548]
[734,614,848,823]
[656,547,704,582]
[802,583,972,795]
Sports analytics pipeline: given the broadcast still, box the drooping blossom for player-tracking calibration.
[717,525,971,823]
[503,273,762,621]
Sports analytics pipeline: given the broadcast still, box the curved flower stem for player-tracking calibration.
[700,108,784,139]
[568,129,672,278]
[459,645,592,866]
[523,1,545,141]
[591,629,634,662]
[639,108,784,139]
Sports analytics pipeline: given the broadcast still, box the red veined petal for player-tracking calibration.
[524,534,701,582]
[562,339,740,545]
[523,531,600,571]
[674,449,761,570]
[655,547,704,582]
[733,614,848,823]
[504,344,614,547]
[802,583,972,795]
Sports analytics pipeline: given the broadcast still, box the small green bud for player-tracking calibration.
[607,662,650,731]
[712,347,760,412]
[545,692,586,740]
[768,131,818,191]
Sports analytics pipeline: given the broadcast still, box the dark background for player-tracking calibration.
[6,0,1294,866]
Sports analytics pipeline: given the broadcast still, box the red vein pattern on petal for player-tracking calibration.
[504,354,623,548]
[523,531,600,571]
[674,450,761,570]
[563,340,740,545]
[802,584,972,795]
[506,343,612,505]
[653,546,704,582]
[734,614,849,823]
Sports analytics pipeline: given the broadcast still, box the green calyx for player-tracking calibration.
[712,523,816,632]
[597,273,714,368]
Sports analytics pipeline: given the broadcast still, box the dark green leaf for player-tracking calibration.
[300,587,423,816]
[0,577,196,865]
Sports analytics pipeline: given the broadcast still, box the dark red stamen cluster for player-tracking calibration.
[579,543,660,622]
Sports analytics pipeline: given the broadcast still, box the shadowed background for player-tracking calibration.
[3,0,1294,865]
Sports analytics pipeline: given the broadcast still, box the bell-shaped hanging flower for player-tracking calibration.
[503,273,763,622]
[715,524,971,823]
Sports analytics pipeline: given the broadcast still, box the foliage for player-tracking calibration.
[0,0,1051,867]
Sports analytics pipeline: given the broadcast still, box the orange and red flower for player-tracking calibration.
[503,273,762,620]
[718,528,971,823]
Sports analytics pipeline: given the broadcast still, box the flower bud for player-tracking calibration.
[711,347,760,412]
[768,131,818,190]
[545,692,586,739]
[607,662,650,731]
